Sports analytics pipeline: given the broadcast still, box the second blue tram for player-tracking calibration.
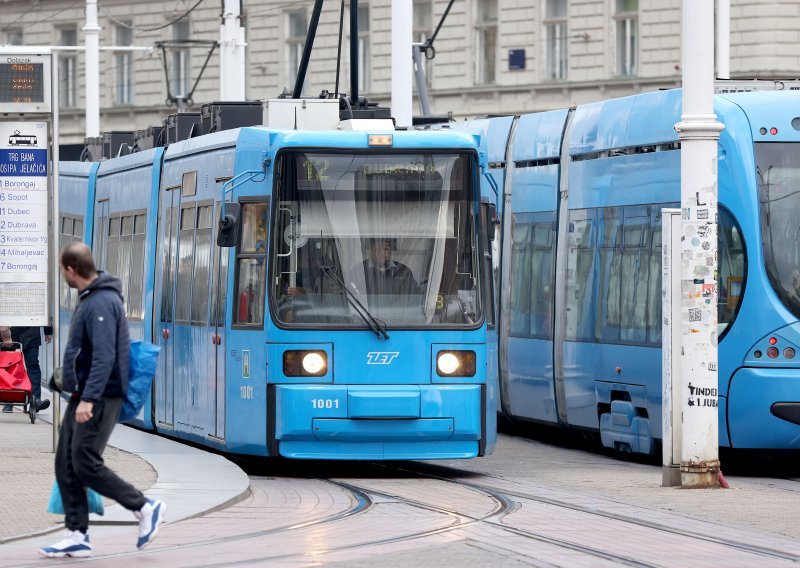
[60,121,498,460]
[453,87,800,454]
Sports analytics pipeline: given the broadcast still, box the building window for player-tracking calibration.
[7,29,23,45]
[475,0,497,85]
[615,0,638,76]
[172,20,191,99]
[413,1,433,87]
[544,0,567,80]
[115,24,133,105]
[287,11,307,90]
[358,5,371,93]
[59,27,78,108]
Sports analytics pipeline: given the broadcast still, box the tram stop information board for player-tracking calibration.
[0,120,49,326]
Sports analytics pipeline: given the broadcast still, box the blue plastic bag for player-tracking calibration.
[119,340,161,423]
[47,481,104,516]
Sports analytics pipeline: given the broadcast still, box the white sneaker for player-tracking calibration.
[39,530,92,558]
[136,499,166,549]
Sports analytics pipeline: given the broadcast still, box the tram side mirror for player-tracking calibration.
[217,203,241,248]
[487,203,498,241]
[480,200,498,242]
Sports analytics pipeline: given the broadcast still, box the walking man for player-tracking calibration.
[2,325,52,414]
[40,243,165,558]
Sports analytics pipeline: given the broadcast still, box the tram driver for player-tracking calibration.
[351,238,420,296]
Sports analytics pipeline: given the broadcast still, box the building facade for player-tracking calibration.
[1,0,797,144]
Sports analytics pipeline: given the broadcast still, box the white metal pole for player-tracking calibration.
[661,208,682,487]
[716,0,730,79]
[51,51,61,452]
[84,0,101,137]
[391,0,413,128]
[674,0,724,488]
[220,0,246,100]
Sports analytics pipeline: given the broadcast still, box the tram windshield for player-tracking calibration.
[270,151,482,328]
[757,142,800,319]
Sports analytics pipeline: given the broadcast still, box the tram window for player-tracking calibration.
[647,208,666,345]
[175,225,194,324]
[119,222,132,314]
[107,216,121,282]
[121,215,133,236]
[240,202,268,253]
[718,207,746,337]
[234,201,268,326]
[182,171,197,197]
[529,218,556,339]
[618,211,650,344]
[175,206,197,324]
[509,219,531,337]
[74,219,83,238]
[565,211,597,342]
[161,207,175,323]
[59,215,72,309]
[596,209,623,343]
[510,212,556,339]
[134,214,146,234]
[192,232,212,325]
[181,207,196,231]
[197,205,213,229]
[129,235,145,321]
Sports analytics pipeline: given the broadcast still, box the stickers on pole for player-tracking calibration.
[0,120,48,325]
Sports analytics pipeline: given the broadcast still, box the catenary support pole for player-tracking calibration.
[220,0,246,100]
[674,0,724,488]
[349,2,359,106]
[716,0,730,80]
[391,0,413,127]
[84,0,100,137]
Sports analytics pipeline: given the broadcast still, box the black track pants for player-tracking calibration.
[55,397,148,533]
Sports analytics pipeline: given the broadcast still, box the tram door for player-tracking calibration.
[155,184,180,427]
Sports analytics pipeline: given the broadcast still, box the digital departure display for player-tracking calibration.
[0,62,45,104]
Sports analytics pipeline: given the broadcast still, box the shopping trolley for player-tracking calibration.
[0,342,36,423]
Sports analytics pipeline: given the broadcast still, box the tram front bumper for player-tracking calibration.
[271,384,483,459]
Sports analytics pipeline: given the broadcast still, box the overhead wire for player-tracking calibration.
[100,0,207,32]
[1,1,83,33]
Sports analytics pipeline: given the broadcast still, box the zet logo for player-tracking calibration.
[366,352,400,365]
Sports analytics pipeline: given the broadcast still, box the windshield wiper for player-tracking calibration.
[321,266,389,339]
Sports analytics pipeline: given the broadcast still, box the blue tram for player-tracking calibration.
[457,88,800,453]
[59,115,498,460]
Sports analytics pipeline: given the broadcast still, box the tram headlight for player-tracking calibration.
[436,350,476,377]
[283,350,327,377]
[302,352,326,375]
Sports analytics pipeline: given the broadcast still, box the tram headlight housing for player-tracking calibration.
[283,350,328,377]
[436,350,476,377]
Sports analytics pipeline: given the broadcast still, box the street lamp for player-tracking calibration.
[155,39,218,111]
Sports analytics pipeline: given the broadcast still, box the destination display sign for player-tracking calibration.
[0,53,51,113]
[0,62,45,103]
[0,120,49,325]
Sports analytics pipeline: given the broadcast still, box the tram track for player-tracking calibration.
[397,461,800,564]
[189,475,660,568]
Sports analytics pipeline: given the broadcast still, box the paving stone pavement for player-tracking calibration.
[0,408,156,543]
